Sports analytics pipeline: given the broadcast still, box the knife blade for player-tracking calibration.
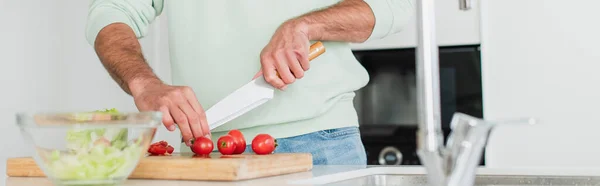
[206,41,326,130]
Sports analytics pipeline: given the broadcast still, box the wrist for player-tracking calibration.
[290,17,322,41]
[128,76,163,97]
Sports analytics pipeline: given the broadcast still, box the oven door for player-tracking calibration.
[352,45,483,165]
[353,45,483,129]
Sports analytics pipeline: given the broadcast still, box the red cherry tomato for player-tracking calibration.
[166,145,174,154]
[156,141,168,147]
[228,129,246,154]
[148,141,171,155]
[217,135,237,155]
[148,145,167,155]
[191,137,214,155]
[251,134,277,155]
[149,141,165,148]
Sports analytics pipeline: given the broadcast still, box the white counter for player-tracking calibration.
[7,165,600,186]
[3,165,367,186]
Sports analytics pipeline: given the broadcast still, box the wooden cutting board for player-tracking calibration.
[6,152,313,181]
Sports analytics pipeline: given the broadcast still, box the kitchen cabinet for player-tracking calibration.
[351,0,481,50]
[481,0,600,167]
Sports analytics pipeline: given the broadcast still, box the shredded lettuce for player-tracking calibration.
[48,108,142,181]
[65,128,107,152]
[48,144,142,180]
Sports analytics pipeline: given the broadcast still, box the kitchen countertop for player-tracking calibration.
[8,165,600,186]
[3,165,368,186]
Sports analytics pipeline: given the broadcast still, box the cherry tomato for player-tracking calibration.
[166,145,174,154]
[217,135,237,155]
[228,129,246,154]
[191,137,214,155]
[251,134,277,155]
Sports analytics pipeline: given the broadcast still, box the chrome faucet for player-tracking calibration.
[415,0,535,186]
[459,0,472,10]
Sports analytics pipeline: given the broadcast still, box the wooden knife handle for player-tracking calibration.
[308,41,326,61]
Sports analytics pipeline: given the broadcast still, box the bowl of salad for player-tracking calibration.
[15,109,162,186]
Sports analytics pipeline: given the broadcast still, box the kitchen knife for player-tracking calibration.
[205,41,326,130]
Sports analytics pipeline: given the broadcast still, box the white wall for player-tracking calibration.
[482,0,600,167]
[0,0,178,180]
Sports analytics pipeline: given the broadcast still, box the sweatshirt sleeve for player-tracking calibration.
[363,0,416,41]
[85,0,165,46]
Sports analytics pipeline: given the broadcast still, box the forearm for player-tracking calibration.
[294,0,375,43]
[292,0,415,43]
[94,23,161,96]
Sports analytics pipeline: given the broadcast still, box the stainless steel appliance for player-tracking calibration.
[352,45,484,165]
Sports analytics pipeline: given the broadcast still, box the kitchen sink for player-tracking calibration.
[288,166,600,186]
[321,174,600,186]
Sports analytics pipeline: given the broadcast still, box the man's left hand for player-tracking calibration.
[253,20,311,90]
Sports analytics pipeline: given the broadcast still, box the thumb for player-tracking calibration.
[252,70,263,80]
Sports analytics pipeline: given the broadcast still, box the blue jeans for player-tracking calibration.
[244,126,367,165]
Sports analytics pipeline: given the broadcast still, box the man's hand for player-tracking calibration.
[130,79,210,146]
[253,21,311,90]
[94,23,210,146]
[254,0,380,88]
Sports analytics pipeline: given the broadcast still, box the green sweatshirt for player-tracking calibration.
[85,0,415,150]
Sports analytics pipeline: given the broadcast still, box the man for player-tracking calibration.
[86,0,415,165]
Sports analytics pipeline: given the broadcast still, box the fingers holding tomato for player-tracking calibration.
[191,136,214,155]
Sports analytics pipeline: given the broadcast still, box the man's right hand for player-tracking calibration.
[129,79,210,147]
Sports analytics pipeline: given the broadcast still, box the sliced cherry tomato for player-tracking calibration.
[217,135,237,155]
[191,137,214,155]
[228,129,246,154]
[148,140,174,155]
[251,134,277,155]
[149,141,168,149]
[156,141,168,147]
[148,145,168,155]
[148,141,167,155]
[166,145,174,154]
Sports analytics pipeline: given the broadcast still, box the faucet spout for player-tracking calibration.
[459,0,472,10]
[414,0,446,184]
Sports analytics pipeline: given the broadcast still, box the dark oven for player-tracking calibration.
[352,45,484,166]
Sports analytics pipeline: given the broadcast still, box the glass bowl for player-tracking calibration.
[15,111,162,186]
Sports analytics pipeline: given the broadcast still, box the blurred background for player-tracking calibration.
[2,0,600,181]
